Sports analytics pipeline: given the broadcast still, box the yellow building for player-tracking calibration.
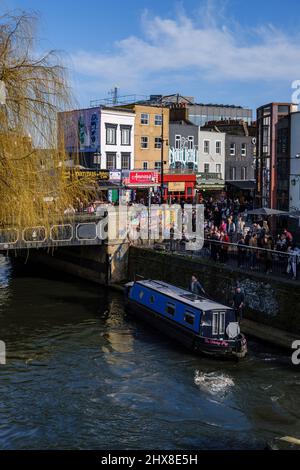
[118,104,169,171]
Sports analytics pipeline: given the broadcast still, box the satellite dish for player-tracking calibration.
[226,322,240,339]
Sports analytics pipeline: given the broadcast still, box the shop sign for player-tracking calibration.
[129,171,159,185]
[109,170,122,182]
[168,182,185,192]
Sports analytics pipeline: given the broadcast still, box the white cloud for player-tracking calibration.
[69,5,300,100]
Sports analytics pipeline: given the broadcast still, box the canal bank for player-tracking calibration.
[127,247,300,351]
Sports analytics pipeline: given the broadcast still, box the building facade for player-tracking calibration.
[276,115,290,211]
[114,103,170,171]
[168,109,199,171]
[153,94,253,127]
[197,130,226,193]
[198,130,226,179]
[225,135,255,182]
[202,120,256,185]
[58,106,135,170]
[256,102,297,208]
[290,112,300,212]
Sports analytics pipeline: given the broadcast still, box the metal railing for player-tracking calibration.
[163,237,300,281]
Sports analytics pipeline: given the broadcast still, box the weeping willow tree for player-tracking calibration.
[0,11,95,229]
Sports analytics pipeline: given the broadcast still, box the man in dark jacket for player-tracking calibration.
[189,274,206,297]
[232,286,245,323]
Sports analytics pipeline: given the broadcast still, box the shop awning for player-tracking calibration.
[226,180,256,190]
[98,181,122,190]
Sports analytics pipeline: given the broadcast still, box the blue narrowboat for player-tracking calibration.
[124,280,247,359]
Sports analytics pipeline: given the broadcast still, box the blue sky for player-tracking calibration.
[3,0,300,113]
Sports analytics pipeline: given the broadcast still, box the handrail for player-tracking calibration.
[203,237,297,256]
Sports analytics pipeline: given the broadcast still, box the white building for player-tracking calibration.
[290,112,300,212]
[58,106,135,170]
[100,107,135,170]
[198,129,226,180]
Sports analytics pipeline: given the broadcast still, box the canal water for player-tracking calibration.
[0,256,299,450]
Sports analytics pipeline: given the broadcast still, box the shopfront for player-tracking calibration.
[123,170,160,203]
[160,174,196,203]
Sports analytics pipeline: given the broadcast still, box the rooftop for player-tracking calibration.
[136,279,232,311]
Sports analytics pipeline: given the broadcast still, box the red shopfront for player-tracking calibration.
[159,174,196,203]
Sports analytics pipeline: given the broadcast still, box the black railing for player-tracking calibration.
[163,237,300,282]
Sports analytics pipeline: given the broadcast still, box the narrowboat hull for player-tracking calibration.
[125,299,247,359]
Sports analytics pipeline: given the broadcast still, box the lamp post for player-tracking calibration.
[160,106,164,202]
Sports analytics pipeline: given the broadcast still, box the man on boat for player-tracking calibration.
[232,286,245,323]
[189,274,206,297]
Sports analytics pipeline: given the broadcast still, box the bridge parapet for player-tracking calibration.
[0,216,107,251]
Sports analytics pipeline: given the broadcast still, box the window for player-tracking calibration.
[141,136,149,149]
[155,137,162,149]
[278,105,289,114]
[230,166,236,180]
[230,143,235,156]
[184,312,195,326]
[241,166,247,180]
[154,161,161,170]
[212,313,218,335]
[219,312,225,335]
[121,126,131,145]
[139,290,144,299]
[203,140,210,154]
[166,303,175,316]
[216,163,221,174]
[188,136,194,149]
[150,295,155,304]
[121,153,131,170]
[216,141,221,154]
[143,161,148,170]
[154,114,162,126]
[106,125,117,145]
[106,152,116,169]
[204,163,210,173]
[140,113,149,125]
[175,135,181,149]
[241,143,247,157]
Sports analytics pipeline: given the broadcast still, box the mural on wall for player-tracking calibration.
[59,108,100,153]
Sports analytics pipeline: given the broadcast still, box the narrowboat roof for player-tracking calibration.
[135,280,232,311]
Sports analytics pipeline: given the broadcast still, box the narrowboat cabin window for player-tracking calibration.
[219,312,225,335]
[150,295,155,304]
[184,312,195,326]
[166,303,176,316]
[139,290,144,299]
[212,312,219,335]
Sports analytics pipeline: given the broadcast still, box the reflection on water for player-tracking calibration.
[0,255,299,450]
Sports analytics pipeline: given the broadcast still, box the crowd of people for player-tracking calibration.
[202,196,299,280]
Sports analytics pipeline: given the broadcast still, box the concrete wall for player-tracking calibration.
[13,240,130,285]
[128,247,300,335]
